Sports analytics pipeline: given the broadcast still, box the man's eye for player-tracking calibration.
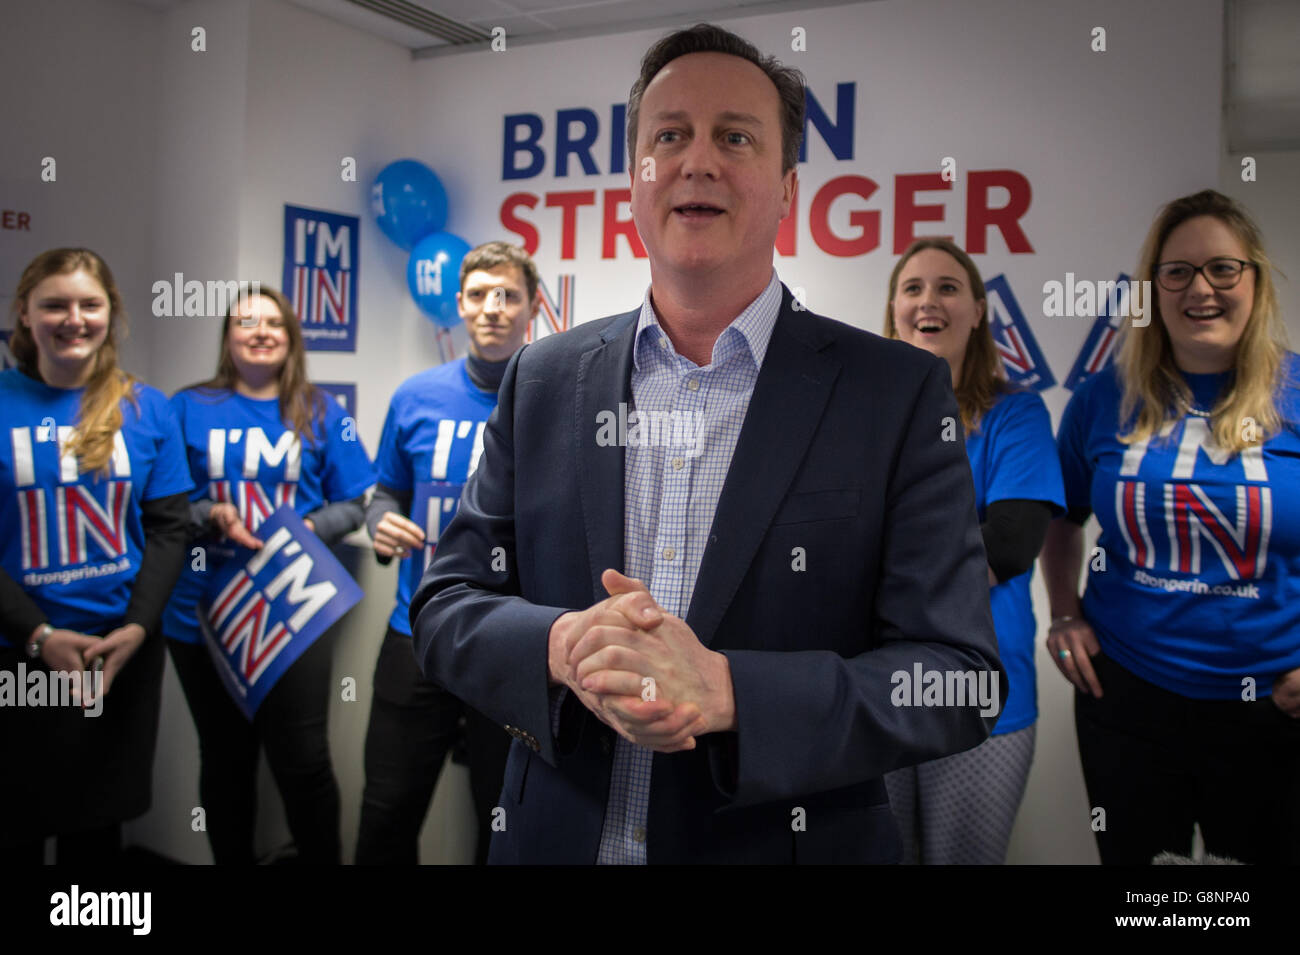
[725,132,750,145]
[657,130,680,144]
[941,283,958,293]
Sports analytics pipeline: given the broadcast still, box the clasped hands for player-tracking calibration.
[547,569,736,753]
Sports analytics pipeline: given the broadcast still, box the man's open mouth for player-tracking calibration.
[674,203,724,218]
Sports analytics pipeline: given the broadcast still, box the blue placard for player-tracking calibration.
[984,274,1055,392]
[1064,273,1131,392]
[198,505,363,719]
[316,381,357,418]
[283,204,359,353]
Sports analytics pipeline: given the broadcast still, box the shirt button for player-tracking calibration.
[662,547,676,561]
[658,337,668,350]
[686,379,700,392]
[633,826,647,844]
[672,457,684,470]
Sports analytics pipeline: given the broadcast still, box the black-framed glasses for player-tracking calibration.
[1155,257,1257,292]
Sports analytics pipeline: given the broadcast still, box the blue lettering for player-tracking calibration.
[502,113,545,180]
[555,108,600,177]
[800,82,855,163]
[610,103,627,176]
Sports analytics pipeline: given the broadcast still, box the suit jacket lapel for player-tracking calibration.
[686,290,840,646]
[576,312,638,603]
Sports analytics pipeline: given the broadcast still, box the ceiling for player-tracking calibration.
[282,0,868,54]
[122,0,1300,150]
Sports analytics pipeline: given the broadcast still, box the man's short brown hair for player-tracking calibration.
[626,23,806,174]
[459,240,540,304]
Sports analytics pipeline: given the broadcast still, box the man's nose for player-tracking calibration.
[678,135,722,179]
[484,289,505,314]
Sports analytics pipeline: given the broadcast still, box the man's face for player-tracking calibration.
[457,264,538,362]
[629,52,796,281]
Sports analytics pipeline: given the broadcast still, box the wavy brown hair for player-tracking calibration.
[9,248,138,474]
[1116,189,1288,454]
[884,237,1006,434]
[189,286,326,446]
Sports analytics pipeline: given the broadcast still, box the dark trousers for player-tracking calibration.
[166,632,340,864]
[1075,649,1300,864]
[354,627,511,865]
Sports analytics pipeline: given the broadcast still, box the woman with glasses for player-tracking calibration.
[162,287,375,864]
[0,249,192,863]
[1042,189,1300,864]
[882,237,1065,863]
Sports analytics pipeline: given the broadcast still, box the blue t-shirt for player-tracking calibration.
[162,387,376,643]
[0,368,193,644]
[1058,357,1300,698]
[375,358,498,635]
[966,388,1066,734]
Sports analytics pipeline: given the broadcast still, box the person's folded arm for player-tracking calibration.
[305,495,366,547]
[124,491,193,637]
[705,357,1006,808]
[0,565,48,649]
[982,498,1055,584]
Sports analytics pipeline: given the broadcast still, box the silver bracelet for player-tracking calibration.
[1049,615,1076,629]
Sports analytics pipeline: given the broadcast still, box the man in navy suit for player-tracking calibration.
[410,23,1004,864]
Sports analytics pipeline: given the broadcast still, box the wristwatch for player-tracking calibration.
[26,623,53,659]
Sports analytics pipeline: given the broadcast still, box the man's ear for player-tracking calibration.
[780,167,797,220]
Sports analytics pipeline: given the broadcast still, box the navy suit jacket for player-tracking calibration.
[410,283,1004,864]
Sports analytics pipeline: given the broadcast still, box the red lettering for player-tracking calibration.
[601,188,646,259]
[966,170,1033,254]
[500,192,540,255]
[2,211,13,229]
[17,212,29,230]
[893,173,951,253]
[810,176,880,257]
[545,190,596,260]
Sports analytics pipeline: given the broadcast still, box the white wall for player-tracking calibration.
[0,0,163,371]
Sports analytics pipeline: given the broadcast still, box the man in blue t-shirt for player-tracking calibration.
[355,241,541,865]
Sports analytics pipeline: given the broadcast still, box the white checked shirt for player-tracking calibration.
[593,271,782,864]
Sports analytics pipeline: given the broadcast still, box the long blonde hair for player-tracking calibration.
[884,237,1005,434]
[1116,189,1288,454]
[10,248,137,474]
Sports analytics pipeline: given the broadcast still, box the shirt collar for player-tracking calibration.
[633,270,783,372]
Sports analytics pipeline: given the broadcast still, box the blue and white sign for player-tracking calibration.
[283,204,360,353]
[199,505,363,718]
[985,274,1056,392]
[1063,273,1132,392]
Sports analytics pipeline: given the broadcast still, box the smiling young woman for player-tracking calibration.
[0,248,193,864]
[1042,190,1300,864]
[162,286,375,864]
[883,237,1065,864]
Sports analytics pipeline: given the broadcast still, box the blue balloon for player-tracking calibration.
[371,160,448,251]
[407,231,472,328]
